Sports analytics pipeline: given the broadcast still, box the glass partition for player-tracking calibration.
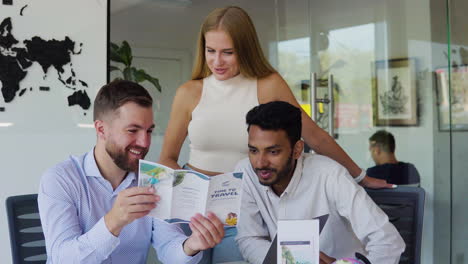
[447,0,468,262]
[275,2,441,262]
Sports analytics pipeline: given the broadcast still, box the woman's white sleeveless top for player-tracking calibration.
[187,74,258,172]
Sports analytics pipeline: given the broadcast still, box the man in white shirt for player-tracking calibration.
[235,101,405,264]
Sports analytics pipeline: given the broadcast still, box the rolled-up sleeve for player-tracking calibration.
[329,166,406,264]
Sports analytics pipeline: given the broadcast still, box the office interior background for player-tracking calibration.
[1,0,467,263]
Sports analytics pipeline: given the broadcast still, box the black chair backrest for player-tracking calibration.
[6,194,47,264]
[365,186,425,264]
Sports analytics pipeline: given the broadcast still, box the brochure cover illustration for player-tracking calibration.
[263,215,328,264]
[277,220,319,264]
[138,159,243,226]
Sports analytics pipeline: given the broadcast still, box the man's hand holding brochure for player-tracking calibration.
[138,159,243,226]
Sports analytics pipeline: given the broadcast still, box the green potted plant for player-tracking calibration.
[109,41,162,92]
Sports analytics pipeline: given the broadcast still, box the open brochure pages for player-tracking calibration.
[138,160,243,226]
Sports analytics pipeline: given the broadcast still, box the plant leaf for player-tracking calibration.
[109,65,121,72]
[135,69,162,92]
[123,67,137,81]
[110,42,119,50]
[134,69,147,83]
[109,42,125,64]
[121,41,133,66]
[110,41,161,92]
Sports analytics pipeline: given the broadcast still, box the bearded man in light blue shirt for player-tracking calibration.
[38,80,224,264]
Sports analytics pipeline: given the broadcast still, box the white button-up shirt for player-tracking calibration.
[235,153,405,264]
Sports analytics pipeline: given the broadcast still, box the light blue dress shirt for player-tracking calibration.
[38,149,202,264]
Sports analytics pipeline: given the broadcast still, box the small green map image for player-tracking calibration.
[140,164,170,186]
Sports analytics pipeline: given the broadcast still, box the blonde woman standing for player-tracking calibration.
[159,6,393,263]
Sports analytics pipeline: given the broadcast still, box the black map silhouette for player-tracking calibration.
[0,16,90,112]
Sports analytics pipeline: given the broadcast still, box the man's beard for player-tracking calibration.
[255,153,294,187]
[105,141,147,172]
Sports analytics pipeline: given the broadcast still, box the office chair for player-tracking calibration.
[6,194,47,264]
[365,186,425,264]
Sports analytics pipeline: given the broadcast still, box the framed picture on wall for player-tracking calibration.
[435,65,468,131]
[372,58,418,126]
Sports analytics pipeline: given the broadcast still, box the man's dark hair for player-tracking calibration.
[93,80,153,120]
[246,101,302,146]
[369,130,395,153]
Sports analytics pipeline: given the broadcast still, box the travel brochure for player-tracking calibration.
[138,159,243,226]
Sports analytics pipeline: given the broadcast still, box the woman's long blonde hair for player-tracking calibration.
[191,6,276,80]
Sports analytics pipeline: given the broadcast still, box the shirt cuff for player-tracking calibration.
[176,237,203,264]
[84,217,120,259]
[354,168,366,183]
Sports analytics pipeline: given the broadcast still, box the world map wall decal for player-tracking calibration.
[0,1,102,115]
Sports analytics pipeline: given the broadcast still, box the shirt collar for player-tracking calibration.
[83,148,137,183]
[83,148,101,177]
[263,154,305,196]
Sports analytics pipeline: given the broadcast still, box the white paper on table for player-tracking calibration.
[277,219,319,264]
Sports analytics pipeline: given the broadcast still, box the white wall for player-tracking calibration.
[0,1,107,262]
